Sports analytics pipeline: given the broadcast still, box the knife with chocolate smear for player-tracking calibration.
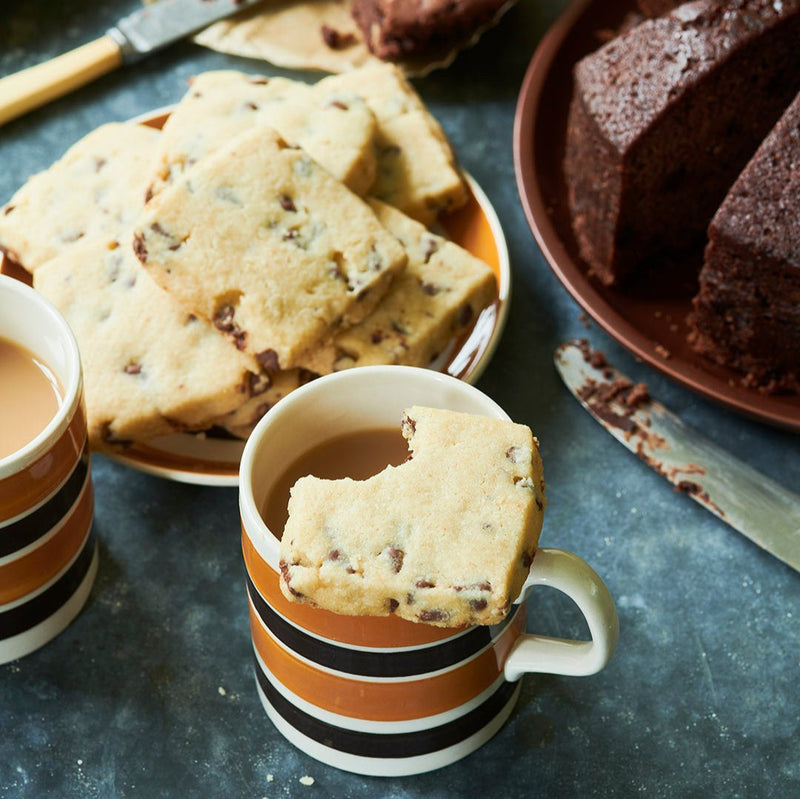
[555,339,800,573]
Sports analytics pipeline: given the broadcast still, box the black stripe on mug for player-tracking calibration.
[254,652,519,759]
[0,442,90,558]
[246,574,515,678]
[0,528,95,641]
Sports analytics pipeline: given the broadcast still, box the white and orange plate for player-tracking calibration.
[1,110,511,486]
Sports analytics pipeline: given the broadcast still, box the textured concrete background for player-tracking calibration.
[1,1,799,796]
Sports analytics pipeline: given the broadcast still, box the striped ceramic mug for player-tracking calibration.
[0,275,97,664]
[239,366,619,776]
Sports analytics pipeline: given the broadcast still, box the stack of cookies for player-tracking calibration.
[0,63,497,453]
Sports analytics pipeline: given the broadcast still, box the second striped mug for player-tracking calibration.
[0,275,97,664]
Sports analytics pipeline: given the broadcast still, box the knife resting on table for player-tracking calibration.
[555,339,800,573]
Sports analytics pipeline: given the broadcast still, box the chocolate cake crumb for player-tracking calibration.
[321,24,356,50]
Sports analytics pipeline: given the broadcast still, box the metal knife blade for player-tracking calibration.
[554,339,800,572]
[109,0,265,62]
[0,0,265,127]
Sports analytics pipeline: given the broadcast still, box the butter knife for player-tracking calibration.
[554,339,800,572]
[0,0,265,127]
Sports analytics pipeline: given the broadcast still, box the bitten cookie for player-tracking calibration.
[134,125,407,370]
[0,122,159,271]
[318,63,469,225]
[298,199,496,374]
[279,406,546,627]
[148,70,377,198]
[33,237,259,451]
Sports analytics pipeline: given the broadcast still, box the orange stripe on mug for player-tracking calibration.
[0,410,87,520]
[0,480,93,605]
[249,602,524,722]
[242,529,460,648]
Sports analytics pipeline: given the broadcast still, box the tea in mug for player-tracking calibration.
[0,336,62,459]
[261,427,408,537]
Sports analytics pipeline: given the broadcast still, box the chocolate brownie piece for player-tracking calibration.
[564,0,800,286]
[279,406,546,627]
[689,92,800,393]
[350,0,514,60]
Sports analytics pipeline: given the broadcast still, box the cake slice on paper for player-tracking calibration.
[350,0,516,62]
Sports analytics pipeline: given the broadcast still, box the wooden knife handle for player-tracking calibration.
[0,35,123,127]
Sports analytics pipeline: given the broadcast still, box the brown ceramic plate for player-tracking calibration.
[513,0,800,432]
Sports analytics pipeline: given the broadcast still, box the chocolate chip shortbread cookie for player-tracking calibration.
[318,63,469,225]
[148,70,377,198]
[211,367,319,440]
[298,199,496,374]
[0,122,159,271]
[33,237,259,451]
[279,406,546,627]
[134,124,407,370]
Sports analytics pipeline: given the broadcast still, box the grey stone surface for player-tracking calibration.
[1,1,799,796]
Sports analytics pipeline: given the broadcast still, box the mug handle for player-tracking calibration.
[504,548,619,681]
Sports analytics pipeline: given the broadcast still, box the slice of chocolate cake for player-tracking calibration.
[688,93,800,393]
[564,0,800,286]
[350,0,514,61]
